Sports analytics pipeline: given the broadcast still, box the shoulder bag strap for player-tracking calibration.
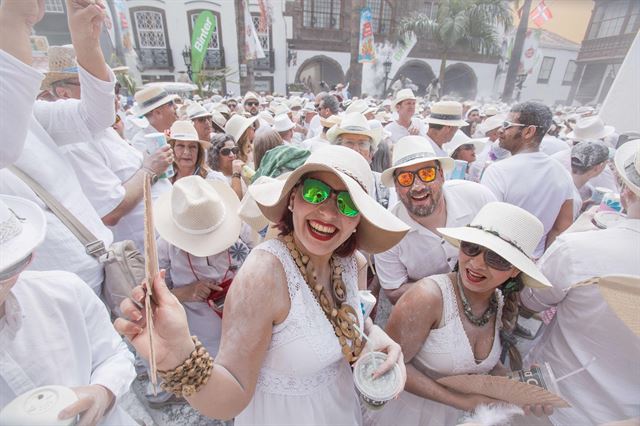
[7,165,106,258]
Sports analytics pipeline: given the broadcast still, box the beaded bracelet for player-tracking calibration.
[158,336,214,397]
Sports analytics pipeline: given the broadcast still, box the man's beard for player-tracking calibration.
[402,187,441,217]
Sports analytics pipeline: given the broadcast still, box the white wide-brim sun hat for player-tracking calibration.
[225,114,258,142]
[326,112,383,149]
[567,115,615,140]
[614,139,640,196]
[248,145,410,254]
[596,275,640,337]
[443,131,486,157]
[154,176,241,257]
[437,202,552,288]
[0,195,46,272]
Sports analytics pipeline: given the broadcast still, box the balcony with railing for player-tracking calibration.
[136,47,173,70]
[254,50,274,72]
[202,50,225,70]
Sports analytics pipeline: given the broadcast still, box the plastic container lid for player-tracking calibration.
[0,385,78,426]
[353,352,403,403]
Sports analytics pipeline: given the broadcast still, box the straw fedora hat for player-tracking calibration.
[381,135,455,187]
[211,102,231,116]
[596,275,640,336]
[187,102,212,120]
[273,114,295,133]
[425,101,468,127]
[443,131,486,157]
[345,99,370,114]
[437,202,551,288]
[225,114,258,142]
[211,111,227,131]
[154,176,241,257]
[319,114,341,129]
[248,145,410,254]
[567,116,615,140]
[167,120,212,149]
[326,112,382,148]
[614,139,640,196]
[0,195,46,272]
[41,45,79,89]
[478,114,506,135]
[392,88,417,110]
[482,105,499,117]
[243,91,260,104]
[133,86,178,117]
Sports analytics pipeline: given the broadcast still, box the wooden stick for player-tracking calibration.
[143,173,158,394]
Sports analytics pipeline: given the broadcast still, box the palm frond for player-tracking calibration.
[397,13,438,40]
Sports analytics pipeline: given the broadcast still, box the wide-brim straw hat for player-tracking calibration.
[319,115,341,129]
[381,135,454,187]
[187,102,212,120]
[238,175,287,233]
[614,139,640,196]
[425,101,468,127]
[167,120,212,149]
[0,195,46,272]
[41,45,79,89]
[567,116,615,140]
[392,89,416,110]
[155,176,241,257]
[248,145,410,254]
[211,111,227,130]
[437,202,551,288]
[443,131,486,157]
[596,275,640,337]
[133,86,178,116]
[225,114,258,142]
[326,112,382,148]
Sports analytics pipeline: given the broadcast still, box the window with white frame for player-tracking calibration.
[134,10,167,49]
[45,0,65,13]
[562,60,577,85]
[251,15,270,52]
[189,12,220,50]
[587,0,628,40]
[537,56,555,84]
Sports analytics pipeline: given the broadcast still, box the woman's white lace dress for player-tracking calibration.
[235,239,364,426]
[366,274,504,426]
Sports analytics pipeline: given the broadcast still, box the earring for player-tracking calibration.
[288,204,293,211]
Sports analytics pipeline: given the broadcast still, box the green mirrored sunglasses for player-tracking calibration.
[301,178,360,217]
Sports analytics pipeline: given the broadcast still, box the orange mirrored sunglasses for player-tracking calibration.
[395,166,438,187]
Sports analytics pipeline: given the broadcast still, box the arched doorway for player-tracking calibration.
[295,55,345,93]
[443,63,478,100]
[393,60,435,96]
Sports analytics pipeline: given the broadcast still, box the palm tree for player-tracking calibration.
[397,0,512,97]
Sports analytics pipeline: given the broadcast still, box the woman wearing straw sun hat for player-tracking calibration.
[115,145,410,425]
[367,202,554,426]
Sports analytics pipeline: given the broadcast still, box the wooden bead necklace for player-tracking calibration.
[284,234,363,363]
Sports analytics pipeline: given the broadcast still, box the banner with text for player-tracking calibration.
[191,11,216,74]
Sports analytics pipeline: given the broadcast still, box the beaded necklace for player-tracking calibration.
[283,234,363,363]
[455,271,498,327]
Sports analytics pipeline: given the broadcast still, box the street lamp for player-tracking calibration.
[182,46,193,81]
[382,59,392,97]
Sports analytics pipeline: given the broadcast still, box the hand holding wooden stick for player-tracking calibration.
[143,173,158,393]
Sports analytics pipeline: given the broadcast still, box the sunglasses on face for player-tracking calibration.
[301,178,359,217]
[227,103,237,108]
[220,147,239,156]
[245,101,259,107]
[460,241,513,271]
[502,121,543,130]
[395,166,438,187]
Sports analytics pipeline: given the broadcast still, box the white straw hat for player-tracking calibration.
[381,135,454,187]
[42,45,78,89]
[614,139,640,196]
[133,86,178,116]
[443,131,486,157]
[187,102,212,120]
[0,195,46,272]
[567,116,615,140]
[425,101,468,127]
[273,114,295,133]
[478,114,506,135]
[345,99,369,114]
[154,176,241,257]
[248,145,410,254]
[225,114,258,142]
[319,115,342,129]
[437,202,552,288]
[326,112,382,149]
[211,111,227,130]
[597,275,640,336]
[168,120,212,149]
[392,89,417,110]
[243,91,260,103]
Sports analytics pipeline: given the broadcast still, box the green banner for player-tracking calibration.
[191,11,216,75]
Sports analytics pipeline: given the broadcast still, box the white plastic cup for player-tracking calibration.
[144,132,174,179]
[359,290,377,320]
[353,351,403,410]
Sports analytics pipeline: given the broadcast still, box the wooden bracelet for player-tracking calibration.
[158,336,214,397]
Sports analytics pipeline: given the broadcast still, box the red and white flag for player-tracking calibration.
[530,0,553,28]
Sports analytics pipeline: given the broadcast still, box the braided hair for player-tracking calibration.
[498,275,524,370]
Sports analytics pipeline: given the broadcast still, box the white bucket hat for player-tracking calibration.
[567,116,615,140]
[273,114,295,133]
[0,195,46,272]
[425,101,468,127]
[187,102,212,120]
[133,86,179,117]
[596,275,640,336]
[478,114,506,135]
[326,112,382,148]
[168,120,212,149]
[248,145,410,253]
[614,139,640,196]
[225,114,258,142]
[443,131,486,157]
[154,176,241,257]
[437,202,552,288]
[381,135,454,187]
[392,89,417,110]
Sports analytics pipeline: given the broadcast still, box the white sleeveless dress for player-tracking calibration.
[235,239,364,426]
[366,274,504,426]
